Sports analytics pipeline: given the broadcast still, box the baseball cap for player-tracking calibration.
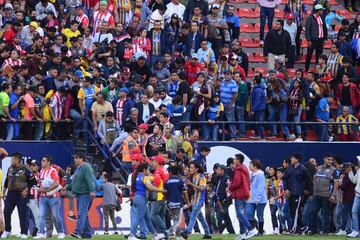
[191,53,198,59]
[74,70,83,78]
[152,154,165,165]
[286,13,293,20]
[213,92,220,98]
[314,4,325,10]
[26,158,37,165]
[29,21,39,29]
[123,67,131,74]
[212,3,220,9]
[100,0,108,5]
[120,87,129,93]
[138,123,148,131]
[277,72,285,80]
[75,3,83,9]
[131,153,143,162]
[4,3,13,10]
[63,8,69,14]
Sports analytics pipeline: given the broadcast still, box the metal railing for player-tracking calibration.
[181,120,359,141]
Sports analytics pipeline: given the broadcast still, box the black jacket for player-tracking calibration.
[184,0,209,20]
[305,14,328,41]
[263,29,291,58]
[135,102,155,123]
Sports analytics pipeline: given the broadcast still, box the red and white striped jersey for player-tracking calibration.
[76,13,90,28]
[92,10,115,35]
[2,58,22,68]
[39,167,60,198]
[115,99,125,126]
[29,174,40,201]
[49,92,64,120]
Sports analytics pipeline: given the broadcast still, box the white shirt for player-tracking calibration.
[94,32,113,43]
[149,98,162,109]
[164,2,186,23]
[284,22,297,46]
[148,10,165,30]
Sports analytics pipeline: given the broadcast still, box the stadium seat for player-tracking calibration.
[324,40,332,49]
[254,23,269,33]
[241,23,256,33]
[247,53,256,62]
[328,0,339,6]
[253,38,261,47]
[254,8,260,18]
[281,0,287,4]
[255,52,266,63]
[301,39,309,48]
[274,9,284,18]
[336,10,354,19]
[287,68,296,78]
[248,0,257,3]
[303,0,313,5]
[240,38,255,47]
[297,54,316,63]
[247,68,255,78]
[254,68,268,76]
[334,25,342,32]
[238,8,255,18]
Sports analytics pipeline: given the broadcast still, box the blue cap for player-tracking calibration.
[63,8,69,14]
[120,87,129,94]
[75,4,83,9]
[74,70,83,78]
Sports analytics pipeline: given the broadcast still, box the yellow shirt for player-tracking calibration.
[62,28,81,47]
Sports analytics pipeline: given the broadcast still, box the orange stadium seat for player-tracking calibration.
[303,0,313,5]
[255,52,266,63]
[254,23,269,33]
[247,68,255,78]
[238,8,255,18]
[240,38,255,47]
[254,8,261,18]
[324,40,333,49]
[301,39,309,48]
[274,9,284,18]
[247,53,256,62]
[254,68,268,76]
[337,10,354,19]
[287,68,296,78]
[241,24,256,33]
[253,38,261,48]
[248,0,257,3]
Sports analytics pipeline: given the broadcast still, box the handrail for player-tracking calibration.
[181,121,359,125]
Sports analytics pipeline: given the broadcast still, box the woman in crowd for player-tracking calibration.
[289,79,303,140]
[203,92,224,141]
[266,166,280,234]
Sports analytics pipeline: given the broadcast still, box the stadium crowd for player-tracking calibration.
[1,145,360,240]
[0,0,358,144]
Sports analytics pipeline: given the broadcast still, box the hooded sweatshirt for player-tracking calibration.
[248,170,267,204]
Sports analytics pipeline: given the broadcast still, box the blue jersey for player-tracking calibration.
[164,176,186,209]
[167,81,179,99]
[135,173,147,197]
[9,93,19,119]
[83,86,96,111]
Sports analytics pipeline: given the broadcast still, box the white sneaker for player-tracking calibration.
[336,230,347,236]
[33,234,46,239]
[295,138,303,142]
[274,227,279,235]
[260,40,264,46]
[129,235,140,240]
[1,232,10,239]
[347,231,359,238]
[245,228,258,239]
[20,234,27,239]
[154,233,166,240]
[58,233,66,239]
[236,233,246,240]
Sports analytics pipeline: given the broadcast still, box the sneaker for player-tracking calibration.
[180,232,188,240]
[245,228,258,239]
[236,234,246,240]
[202,235,211,239]
[31,227,38,237]
[68,215,78,221]
[58,233,66,239]
[336,230,347,236]
[114,232,119,235]
[33,234,46,239]
[128,235,140,240]
[104,232,109,235]
[260,40,264,46]
[21,235,27,239]
[347,231,359,238]
[154,233,166,240]
[70,233,82,239]
[1,232,10,239]
[274,227,279,235]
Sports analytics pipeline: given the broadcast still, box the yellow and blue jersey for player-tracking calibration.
[192,174,206,205]
[336,114,358,135]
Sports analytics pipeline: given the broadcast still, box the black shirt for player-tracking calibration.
[341,85,352,106]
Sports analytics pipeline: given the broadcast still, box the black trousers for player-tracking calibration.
[288,195,304,232]
[296,26,303,57]
[4,191,29,234]
[344,0,356,8]
[23,122,34,140]
[305,39,324,71]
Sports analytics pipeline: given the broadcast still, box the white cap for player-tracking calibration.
[4,3,13,10]
[212,3,220,9]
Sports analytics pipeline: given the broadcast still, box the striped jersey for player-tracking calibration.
[191,173,206,205]
[39,167,60,198]
[336,114,358,135]
[327,52,343,77]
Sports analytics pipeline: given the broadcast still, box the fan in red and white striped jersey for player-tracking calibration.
[91,1,115,36]
[2,50,23,69]
[39,165,60,198]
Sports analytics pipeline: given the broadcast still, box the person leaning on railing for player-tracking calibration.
[335,106,358,141]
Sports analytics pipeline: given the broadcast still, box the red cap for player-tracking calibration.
[286,13,293,20]
[152,154,165,165]
[277,72,285,80]
[138,123,148,130]
[131,153,143,162]
[123,67,131,74]
[132,148,140,155]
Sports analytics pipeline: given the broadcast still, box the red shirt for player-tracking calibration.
[39,167,60,198]
[184,61,203,86]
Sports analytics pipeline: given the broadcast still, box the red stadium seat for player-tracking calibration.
[254,8,260,18]
[324,40,332,49]
[281,0,287,4]
[255,52,266,63]
[297,55,316,63]
[303,0,313,5]
[238,8,255,18]
[253,38,261,47]
[247,68,255,78]
[241,24,256,33]
[248,0,257,3]
[254,23,269,33]
[301,39,309,48]
[328,0,339,6]
[240,38,255,47]
[287,68,296,78]
[336,10,354,19]
[247,53,256,62]
[254,68,267,76]
[274,9,284,18]
[334,25,342,32]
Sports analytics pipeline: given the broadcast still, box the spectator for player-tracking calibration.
[258,0,281,46]
[335,106,358,141]
[264,19,291,70]
[315,95,334,141]
[224,5,240,40]
[336,73,360,115]
[197,40,216,66]
[283,14,297,68]
[347,162,360,238]
[250,76,266,139]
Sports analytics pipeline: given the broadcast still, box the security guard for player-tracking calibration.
[1,152,37,239]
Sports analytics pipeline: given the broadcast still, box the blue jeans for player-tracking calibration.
[278,200,292,231]
[290,107,302,137]
[33,122,44,140]
[279,103,290,138]
[6,123,19,140]
[182,104,192,122]
[338,202,353,231]
[225,107,236,139]
[150,201,167,235]
[267,104,277,136]
[308,196,330,233]
[260,6,274,40]
[235,199,253,234]
[236,106,246,137]
[352,195,360,231]
[131,195,155,235]
[270,203,279,229]
[39,197,64,234]
[184,202,210,235]
[254,110,265,138]
[74,194,92,237]
[301,196,312,228]
[245,202,266,223]
[123,162,133,178]
[203,123,219,141]
[317,123,328,141]
[130,205,148,237]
